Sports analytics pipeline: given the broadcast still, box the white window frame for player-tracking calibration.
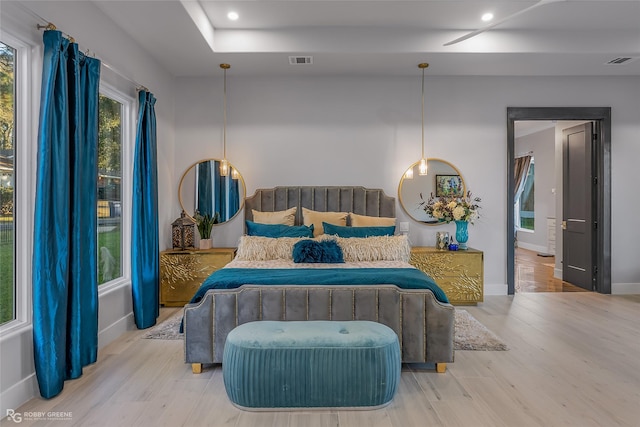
[0,29,40,337]
[97,83,134,295]
[515,158,535,233]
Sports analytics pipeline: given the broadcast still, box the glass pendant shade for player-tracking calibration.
[419,158,428,175]
[219,158,229,176]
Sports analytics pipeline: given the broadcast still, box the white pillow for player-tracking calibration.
[235,235,308,261]
[320,234,411,262]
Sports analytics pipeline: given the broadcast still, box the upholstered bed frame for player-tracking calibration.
[183,186,455,372]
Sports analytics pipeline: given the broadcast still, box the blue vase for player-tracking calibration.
[455,220,469,250]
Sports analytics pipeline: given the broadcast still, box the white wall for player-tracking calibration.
[174,74,640,296]
[0,1,175,414]
[515,127,556,253]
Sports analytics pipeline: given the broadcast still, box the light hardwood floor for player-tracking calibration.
[7,293,640,427]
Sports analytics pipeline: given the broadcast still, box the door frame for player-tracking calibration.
[506,107,611,295]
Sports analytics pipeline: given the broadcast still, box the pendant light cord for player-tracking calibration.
[223,66,227,160]
[421,65,425,159]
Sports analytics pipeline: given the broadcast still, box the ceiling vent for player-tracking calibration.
[605,57,638,65]
[289,56,313,65]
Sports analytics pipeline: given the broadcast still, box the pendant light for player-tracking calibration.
[219,63,230,176]
[418,62,429,176]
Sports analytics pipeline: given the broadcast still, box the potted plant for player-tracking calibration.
[194,211,220,250]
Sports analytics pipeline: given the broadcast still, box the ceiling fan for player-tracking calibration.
[444,0,566,46]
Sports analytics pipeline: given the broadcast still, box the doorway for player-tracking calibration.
[507,108,611,295]
[513,121,589,293]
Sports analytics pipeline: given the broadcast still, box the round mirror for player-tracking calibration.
[398,158,466,225]
[178,159,246,224]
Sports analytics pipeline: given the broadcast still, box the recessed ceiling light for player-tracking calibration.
[481,12,494,22]
[227,11,239,21]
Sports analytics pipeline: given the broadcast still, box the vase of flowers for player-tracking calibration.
[419,191,481,249]
[194,211,220,250]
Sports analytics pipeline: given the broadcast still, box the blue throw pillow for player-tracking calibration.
[292,239,345,263]
[245,221,314,238]
[322,222,395,238]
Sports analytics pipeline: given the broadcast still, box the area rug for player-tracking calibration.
[143,309,508,351]
[453,309,508,351]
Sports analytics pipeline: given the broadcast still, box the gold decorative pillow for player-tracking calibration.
[350,212,396,227]
[302,208,348,237]
[252,207,297,226]
[235,235,308,261]
[320,234,411,262]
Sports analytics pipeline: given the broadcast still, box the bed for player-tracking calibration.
[183,186,455,373]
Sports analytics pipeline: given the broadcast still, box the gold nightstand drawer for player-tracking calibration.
[410,247,484,305]
[160,248,235,306]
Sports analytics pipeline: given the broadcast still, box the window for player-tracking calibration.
[0,41,16,325]
[97,94,123,285]
[519,160,535,230]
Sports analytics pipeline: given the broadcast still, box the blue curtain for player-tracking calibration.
[32,30,101,399]
[131,90,159,329]
[197,161,213,217]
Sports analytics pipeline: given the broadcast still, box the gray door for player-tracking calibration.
[562,123,595,290]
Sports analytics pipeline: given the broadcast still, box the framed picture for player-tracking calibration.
[435,175,463,197]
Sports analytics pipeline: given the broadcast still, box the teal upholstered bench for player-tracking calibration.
[222,320,401,409]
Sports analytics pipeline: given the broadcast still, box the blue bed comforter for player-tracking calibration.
[188,267,449,305]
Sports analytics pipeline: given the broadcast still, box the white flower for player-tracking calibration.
[453,206,466,221]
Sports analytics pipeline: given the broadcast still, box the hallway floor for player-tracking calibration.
[515,247,587,293]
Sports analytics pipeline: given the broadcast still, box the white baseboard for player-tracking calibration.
[612,283,640,295]
[0,374,38,420]
[98,312,135,349]
[484,283,508,296]
[554,268,563,279]
[516,242,548,254]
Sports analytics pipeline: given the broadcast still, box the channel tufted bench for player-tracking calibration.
[222,320,401,409]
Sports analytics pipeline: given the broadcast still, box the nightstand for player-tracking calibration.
[410,247,484,305]
[160,248,235,306]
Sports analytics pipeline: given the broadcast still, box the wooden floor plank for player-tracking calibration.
[384,371,444,427]
[337,408,392,427]
[429,398,508,427]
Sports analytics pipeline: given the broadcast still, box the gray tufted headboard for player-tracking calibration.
[244,186,395,225]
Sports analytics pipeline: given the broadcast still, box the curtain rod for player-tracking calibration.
[36,22,75,43]
[21,3,152,93]
[515,150,533,159]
